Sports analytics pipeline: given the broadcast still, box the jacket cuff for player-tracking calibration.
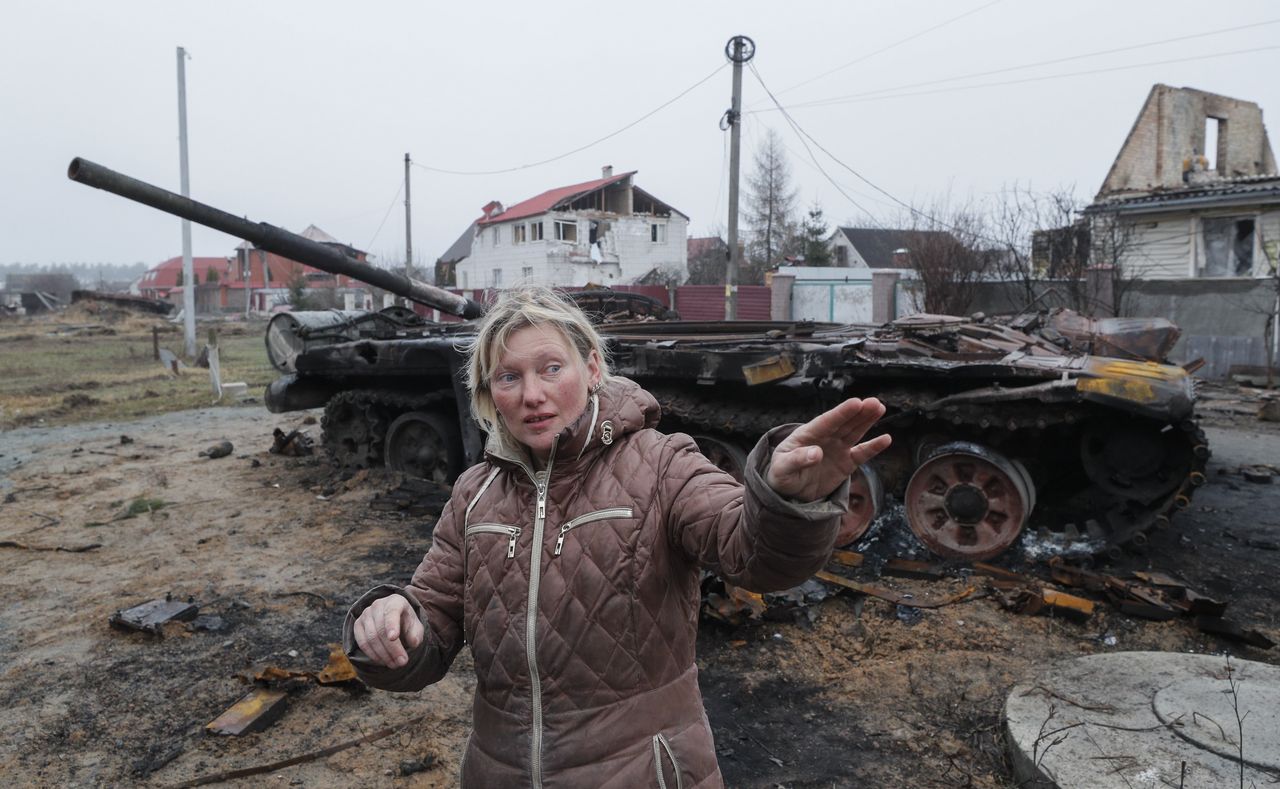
[342,583,432,684]
[745,424,851,519]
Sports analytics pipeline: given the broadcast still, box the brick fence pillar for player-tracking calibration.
[770,274,794,321]
[872,271,901,323]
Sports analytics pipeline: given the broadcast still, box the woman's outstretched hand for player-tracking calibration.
[765,397,892,502]
[353,594,424,668]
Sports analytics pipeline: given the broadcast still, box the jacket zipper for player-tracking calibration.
[464,523,522,559]
[525,436,557,789]
[652,732,683,789]
[553,507,635,555]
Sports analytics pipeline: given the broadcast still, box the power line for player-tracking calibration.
[767,17,1280,111]
[413,63,727,177]
[750,70,879,222]
[764,0,1003,102]
[365,181,404,255]
[758,45,1280,113]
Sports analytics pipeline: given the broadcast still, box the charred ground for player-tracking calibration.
[0,392,1277,788]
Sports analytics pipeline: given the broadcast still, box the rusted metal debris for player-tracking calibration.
[109,598,198,635]
[269,427,313,457]
[206,688,289,736]
[813,570,976,609]
[251,644,359,687]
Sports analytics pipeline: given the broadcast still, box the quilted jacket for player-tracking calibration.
[343,377,848,788]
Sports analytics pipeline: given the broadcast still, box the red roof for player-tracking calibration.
[140,257,228,289]
[477,171,636,225]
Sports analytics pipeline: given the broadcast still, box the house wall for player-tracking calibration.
[1108,207,1280,279]
[1101,85,1278,196]
[828,234,869,268]
[457,212,688,288]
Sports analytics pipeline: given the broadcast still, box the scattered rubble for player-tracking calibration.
[198,440,234,459]
[109,597,199,635]
[269,427,313,456]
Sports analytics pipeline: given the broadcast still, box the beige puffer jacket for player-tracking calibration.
[344,377,847,788]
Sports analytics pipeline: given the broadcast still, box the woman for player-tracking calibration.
[344,286,891,788]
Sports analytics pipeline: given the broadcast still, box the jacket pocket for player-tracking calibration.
[462,523,521,645]
[465,522,522,560]
[652,732,683,789]
[553,507,634,556]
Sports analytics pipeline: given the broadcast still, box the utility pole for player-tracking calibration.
[404,152,414,280]
[724,35,755,321]
[177,46,196,357]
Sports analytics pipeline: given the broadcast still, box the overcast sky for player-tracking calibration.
[3,0,1277,271]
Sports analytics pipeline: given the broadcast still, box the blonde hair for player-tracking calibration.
[465,285,611,442]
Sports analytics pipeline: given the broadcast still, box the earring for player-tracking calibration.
[590,380,603,394]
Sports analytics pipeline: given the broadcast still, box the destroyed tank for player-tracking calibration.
[69,157,1209,563]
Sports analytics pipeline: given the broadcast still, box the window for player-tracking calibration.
[555,220,577,242]
[531,222,544,241]
[650,223,667,244]
[521,266,534,281]
[460,271,468,289]
[512,224,526,244]
[835,246,848,266]
[1201,217,1254,277]
[491,268,503,288]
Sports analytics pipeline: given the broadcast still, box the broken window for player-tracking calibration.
[555,220,577,242]
[1201,217,1255,277]
[512,224,526,245]
[531,222,544,241]
[650,223,667,244]
[1204,117,1226,171]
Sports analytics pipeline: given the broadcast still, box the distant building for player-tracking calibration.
[1084,84,1280,279]
[827,227,958,269]
[142,225,374,313]
[451,167,689,289]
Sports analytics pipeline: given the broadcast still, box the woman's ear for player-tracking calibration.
[585,349,602,390]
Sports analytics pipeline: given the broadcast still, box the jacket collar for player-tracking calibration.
[483,377,660,474]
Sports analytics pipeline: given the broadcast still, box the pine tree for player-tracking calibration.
[802,201,831,266]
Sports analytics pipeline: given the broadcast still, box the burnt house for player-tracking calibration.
[1084,85,1280,279]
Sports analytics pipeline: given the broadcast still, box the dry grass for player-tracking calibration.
[0,311,275,429]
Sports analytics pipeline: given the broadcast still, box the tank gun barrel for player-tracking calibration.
[67,157,483,319]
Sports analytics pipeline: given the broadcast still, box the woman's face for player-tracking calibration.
[489,323,600,463]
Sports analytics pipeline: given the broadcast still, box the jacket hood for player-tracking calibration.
[483,376,661,469]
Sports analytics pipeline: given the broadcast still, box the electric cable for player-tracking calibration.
[413,63,727,177]
[770,17,1280,111]
[759,45,1280,113]
[364,181,404,256]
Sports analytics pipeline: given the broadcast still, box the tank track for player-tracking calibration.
[649,385,1209,556]
[321,389,455,471]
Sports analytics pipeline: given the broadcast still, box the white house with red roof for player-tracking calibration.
[452,167,689,289]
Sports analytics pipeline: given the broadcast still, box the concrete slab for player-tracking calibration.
[1005,651,1280,788]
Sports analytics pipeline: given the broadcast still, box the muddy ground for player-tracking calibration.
[1,395,1278,788]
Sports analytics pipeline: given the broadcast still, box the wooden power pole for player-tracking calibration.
[724,35,755,321]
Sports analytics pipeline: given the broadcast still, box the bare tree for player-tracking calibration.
[745,128,798,280]
[990,183,1083,309]
[899,199,991,316]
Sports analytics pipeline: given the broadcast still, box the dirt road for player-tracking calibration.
[1,402,1278,788]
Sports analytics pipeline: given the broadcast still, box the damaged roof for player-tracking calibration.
[477,171,637,225]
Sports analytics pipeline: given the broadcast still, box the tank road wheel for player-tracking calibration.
[904,442,1033,561]
[834,464,884,546]
[693,435,749,483]
[384,411,463,484]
